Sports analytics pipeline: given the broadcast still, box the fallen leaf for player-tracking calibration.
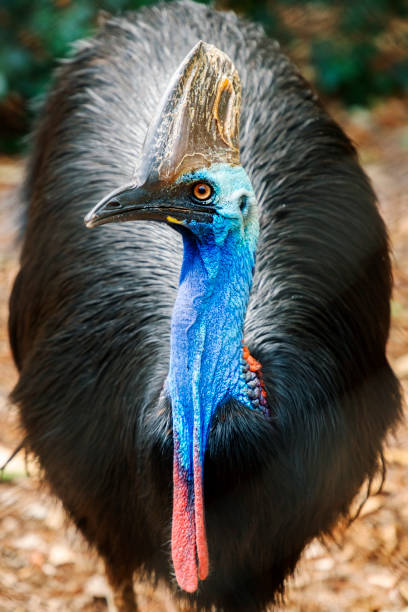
[367,571,397,589]
[358,495,384,517]
[85,574,110,599]
[385,447,408,465]
[13,533,47,552]
[48,544,75,566]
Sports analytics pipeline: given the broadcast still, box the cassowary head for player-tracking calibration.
[85,42,261,593]
[85,41,258,248]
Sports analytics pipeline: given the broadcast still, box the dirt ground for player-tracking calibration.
[0,98,407,611]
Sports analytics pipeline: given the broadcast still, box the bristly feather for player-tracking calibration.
[8,1,401,610]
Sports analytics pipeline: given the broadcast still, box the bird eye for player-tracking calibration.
[192,182,213,201]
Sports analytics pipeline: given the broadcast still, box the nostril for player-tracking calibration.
[106,199,121,208]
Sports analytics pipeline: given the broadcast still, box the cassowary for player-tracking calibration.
[8,1,401,610]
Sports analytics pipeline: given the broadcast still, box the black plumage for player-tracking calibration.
[8,1,401,610]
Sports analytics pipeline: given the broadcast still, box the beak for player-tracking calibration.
[84,182,215,229]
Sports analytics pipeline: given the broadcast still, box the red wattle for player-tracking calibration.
[171,456,198,593]
[193,449,209,581]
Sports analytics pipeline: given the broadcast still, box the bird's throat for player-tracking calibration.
[167,228,257,592]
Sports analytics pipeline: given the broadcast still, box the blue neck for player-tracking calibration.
[167,228,256,471]
[167,208,259,591]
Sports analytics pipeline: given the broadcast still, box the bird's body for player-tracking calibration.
[9,1,401,611]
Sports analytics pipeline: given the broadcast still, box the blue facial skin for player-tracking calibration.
[166,162,260,477]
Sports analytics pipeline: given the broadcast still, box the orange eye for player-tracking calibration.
[192,182,213,201]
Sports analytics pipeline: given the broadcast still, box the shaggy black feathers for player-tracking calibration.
[9,1,401,610]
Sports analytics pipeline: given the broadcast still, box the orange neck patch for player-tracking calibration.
[242,344,267,402]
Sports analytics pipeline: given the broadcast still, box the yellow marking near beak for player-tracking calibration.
[167,216,184,224]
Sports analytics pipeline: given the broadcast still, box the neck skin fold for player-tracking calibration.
[167,225,257,592]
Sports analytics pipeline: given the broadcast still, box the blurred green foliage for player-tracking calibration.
[308,0,408,104]
[0,0,407,152]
